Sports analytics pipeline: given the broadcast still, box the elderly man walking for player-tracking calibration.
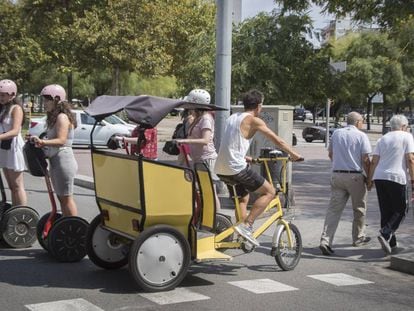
[319,112,372,255]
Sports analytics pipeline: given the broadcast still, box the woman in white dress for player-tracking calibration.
[0,79,27,206]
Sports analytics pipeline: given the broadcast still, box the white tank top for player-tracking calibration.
[215,112,251,176]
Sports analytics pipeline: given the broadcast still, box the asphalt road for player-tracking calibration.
[0,119,413,311]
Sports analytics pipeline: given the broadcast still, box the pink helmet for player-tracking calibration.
[0,79,17,98]
[40,84,66,101]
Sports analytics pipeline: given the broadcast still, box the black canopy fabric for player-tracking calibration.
[85,95,226,128]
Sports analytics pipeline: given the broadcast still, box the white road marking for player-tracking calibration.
[308,273,374,286]
[25,298,104,311]
[139,287,210,305]
[228,278,299,294]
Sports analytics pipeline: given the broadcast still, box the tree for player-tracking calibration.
[275,0,414,28]
[330,32,404,131]
[0,0,47,94]
[231,12,332,106]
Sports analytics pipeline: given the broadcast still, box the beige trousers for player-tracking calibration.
[320,172,367,246]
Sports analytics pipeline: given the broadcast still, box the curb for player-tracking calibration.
[74,174,94,190]
[390,252,414,275]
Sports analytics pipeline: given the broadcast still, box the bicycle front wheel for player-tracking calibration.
[274,223,302,271]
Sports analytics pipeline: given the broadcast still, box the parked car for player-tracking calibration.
[29,110,134,146]
[293,108,306,121]
[302,122,343,143]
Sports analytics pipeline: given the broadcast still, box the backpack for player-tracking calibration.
[172,122,187,139]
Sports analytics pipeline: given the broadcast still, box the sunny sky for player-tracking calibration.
[241,0,333,29]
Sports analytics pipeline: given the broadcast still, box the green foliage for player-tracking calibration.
[232,12,331,105]
[276,0,414,28]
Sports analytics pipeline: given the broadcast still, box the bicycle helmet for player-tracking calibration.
[40,84,66,101]
[185,89,211,105]
[0,79,17,98]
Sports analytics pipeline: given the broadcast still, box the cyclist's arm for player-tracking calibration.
[252,117,302,161]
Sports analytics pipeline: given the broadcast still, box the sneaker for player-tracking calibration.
[234,223,260,247]
[319,244,335,256]
[352,236,371,247]
[378,235,391,255]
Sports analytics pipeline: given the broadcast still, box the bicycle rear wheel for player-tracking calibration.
[274,223,302,271]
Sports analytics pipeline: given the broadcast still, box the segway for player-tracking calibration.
[0,171,39,248]
[23,142,89,262]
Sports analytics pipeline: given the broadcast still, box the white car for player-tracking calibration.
[29,110,134,146]
[305,110,313,120]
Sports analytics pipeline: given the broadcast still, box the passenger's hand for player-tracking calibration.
[31,136,44,148]
[114,135,124,141]
[245,156,253,163]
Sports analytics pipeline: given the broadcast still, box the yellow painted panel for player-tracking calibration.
[142,161,193,237]
[93,153,141,209]
[197,170,215,228]
[100,202,141,238]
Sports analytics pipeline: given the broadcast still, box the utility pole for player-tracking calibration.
[214,0,233,150]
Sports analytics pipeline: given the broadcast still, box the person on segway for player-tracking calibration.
[30,84,79,216]
[0,79,27,207]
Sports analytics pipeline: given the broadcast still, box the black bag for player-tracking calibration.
[163,140,180,155]
[172,122,187,139]
[23,142,48,177]
[0,138,12,150]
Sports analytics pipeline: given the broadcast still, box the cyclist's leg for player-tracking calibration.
[245,179,275,226]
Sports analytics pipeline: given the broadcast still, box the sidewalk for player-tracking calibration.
[73,120,414,275]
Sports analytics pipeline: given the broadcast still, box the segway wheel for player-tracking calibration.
[129,225,191,292]
[1,206,39,248]
[47,216,89,262]
[86,215,129,269]
[36,212,62,251]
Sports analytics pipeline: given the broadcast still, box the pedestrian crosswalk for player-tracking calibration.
[24,273,374,310]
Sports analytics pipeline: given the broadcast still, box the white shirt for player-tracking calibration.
[215,112,251,176]
[329,125,371,172]
[372,130,414,185]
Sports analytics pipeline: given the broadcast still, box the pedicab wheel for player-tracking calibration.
[47,216,89,262]
[214,213,234,242]
[86,215,129,269]
[1,206,39,248]
[128,225,191,292]
[274,223,302,271]
[36,212,62,251]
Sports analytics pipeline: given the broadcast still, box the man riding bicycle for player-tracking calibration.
[215,89,303,246]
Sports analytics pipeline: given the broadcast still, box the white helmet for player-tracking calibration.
[0,79,17,98]
[40,84,66,101]
[185,89,211,105]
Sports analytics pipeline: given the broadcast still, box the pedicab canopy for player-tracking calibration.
[85,95,227,128]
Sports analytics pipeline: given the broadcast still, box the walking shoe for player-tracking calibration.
[352,236,371,247]
[234,223,260,247]
[377,235,392,255]
[319,244,334,256]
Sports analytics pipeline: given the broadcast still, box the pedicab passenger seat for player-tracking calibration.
[92,149,194,241]
[23,142,47,177]
[194,163,231,262]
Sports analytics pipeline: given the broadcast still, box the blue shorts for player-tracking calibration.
[217,166,265,198]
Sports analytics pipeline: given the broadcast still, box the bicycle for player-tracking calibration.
[195,150,303,270]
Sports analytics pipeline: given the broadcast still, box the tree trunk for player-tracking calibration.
[366,94,374,131]
[112,66,120,95]
[67,72,73,103]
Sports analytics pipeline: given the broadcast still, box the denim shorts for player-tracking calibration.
[217,165,265,198]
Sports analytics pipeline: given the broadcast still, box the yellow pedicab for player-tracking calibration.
[84,95,302,292]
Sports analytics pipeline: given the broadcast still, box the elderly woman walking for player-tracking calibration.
[367,114,414,254]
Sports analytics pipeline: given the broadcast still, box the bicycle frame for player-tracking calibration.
[214,156,295,249]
